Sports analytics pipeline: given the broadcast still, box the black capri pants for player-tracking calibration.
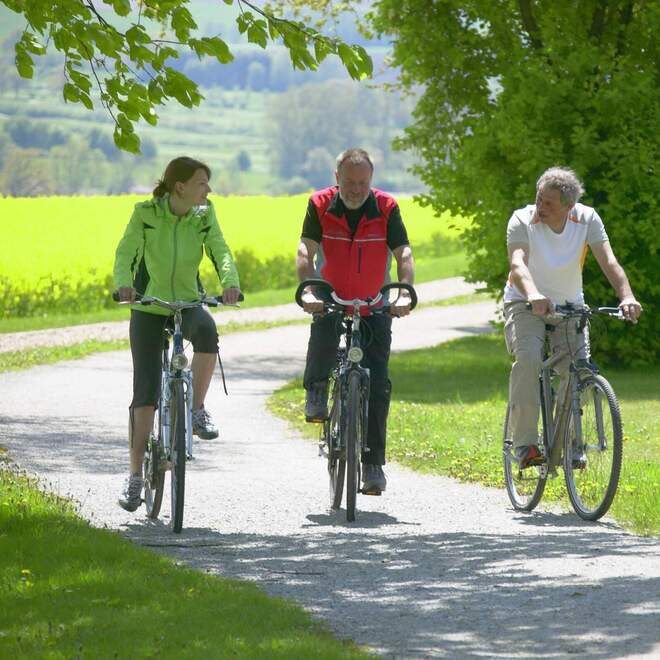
[129,307,218,408]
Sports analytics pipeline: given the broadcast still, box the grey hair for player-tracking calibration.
[336,148,374,173]
[536,167,585,206]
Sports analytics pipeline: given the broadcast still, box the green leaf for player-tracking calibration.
[14,48,34,79]
[110,0,131,17]
[171,6,197,41]
[78,91,94,110]
[62,83,80,103]
[113,126,141,154]
[247,20,268,49]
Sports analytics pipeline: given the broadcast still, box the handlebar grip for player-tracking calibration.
[211,292,245,305]
[380,282,418,311]
[295,279,335,308]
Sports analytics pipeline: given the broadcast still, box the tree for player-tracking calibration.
[2,0,372,153]
[287,0,658,364]
[0,147,54,196]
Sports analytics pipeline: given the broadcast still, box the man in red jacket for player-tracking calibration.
[296,148,415,493]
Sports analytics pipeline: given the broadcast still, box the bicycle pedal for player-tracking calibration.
[361,488,382,496]
[305,415,326,423]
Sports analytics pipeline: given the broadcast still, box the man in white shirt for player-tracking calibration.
[504,167,642,467]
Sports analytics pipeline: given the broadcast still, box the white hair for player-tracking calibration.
[336,148,373,173]
[536,167,585,206]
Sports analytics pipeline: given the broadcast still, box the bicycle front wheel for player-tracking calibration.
[345,371,363,522]
[325,379,345,510]
[502,404,546,511]
[170,381,187,533]
[143,419,165,519]
[564,374,622,521]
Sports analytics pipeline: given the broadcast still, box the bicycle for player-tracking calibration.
[115,292,240,533]
[295,279,417,522]
[503,303,627,521]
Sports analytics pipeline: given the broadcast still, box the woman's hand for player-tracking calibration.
[222,287,242,305]
[118,287,137,303]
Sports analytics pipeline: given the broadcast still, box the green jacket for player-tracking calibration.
[113,195,240,315]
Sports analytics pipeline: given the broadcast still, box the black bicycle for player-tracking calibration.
[116,292,239,532]
[295,279,417,521]
[503,303,627,521]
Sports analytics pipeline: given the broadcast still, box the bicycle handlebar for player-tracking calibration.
[525,302,624,320]
[112,291,244,309]
[294,278,418,313]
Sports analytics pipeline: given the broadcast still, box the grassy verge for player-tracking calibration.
[0,466,366,658]
[268,334,659,536]
[0,318,312,374]
[0,252,469,334]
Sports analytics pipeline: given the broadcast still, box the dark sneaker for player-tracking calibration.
[362,464,387,493]
[192,406,219,439]
[305,381,328,422]
[515,444,545,469]
[118,473,143,512]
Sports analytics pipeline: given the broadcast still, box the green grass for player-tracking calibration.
[0,250,470,333]
[268,334,660,536]
[0,466,367,658]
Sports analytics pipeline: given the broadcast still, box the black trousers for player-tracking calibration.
[303,313,392,465]
[129,307,218,408]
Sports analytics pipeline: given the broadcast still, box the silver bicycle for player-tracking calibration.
[119,293,237,533]
[503,304,626,521]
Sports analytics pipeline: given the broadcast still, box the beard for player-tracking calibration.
[339,191,369,210]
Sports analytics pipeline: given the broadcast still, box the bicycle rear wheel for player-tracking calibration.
[170,381,187,533]
[325,379,345,510]
[345,371,362,522]
[502,404,546,511]
[143,411,165,519]
[564,374,622,521]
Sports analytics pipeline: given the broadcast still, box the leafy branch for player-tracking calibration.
[4,0,372,153]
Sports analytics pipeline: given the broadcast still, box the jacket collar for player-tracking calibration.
[154,193,206,220]
[327,188,380,220]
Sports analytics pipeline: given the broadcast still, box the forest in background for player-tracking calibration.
[0,1,421,197]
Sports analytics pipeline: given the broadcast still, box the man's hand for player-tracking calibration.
[619,296,642,323]
[118,286,136,303]
[222,287,242,305]
[301,289,325,314]
[390,291,412,317]
[527,294,552,316]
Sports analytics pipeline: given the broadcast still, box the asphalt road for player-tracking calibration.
[1,298,659,658]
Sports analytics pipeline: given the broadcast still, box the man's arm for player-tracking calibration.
[590,241,642,322]
[508,243,552,316]
[390,244,415,317]
[296,237,324,313]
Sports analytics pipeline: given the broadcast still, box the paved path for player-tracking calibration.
[0,277,479,352]
[1,296,659,658]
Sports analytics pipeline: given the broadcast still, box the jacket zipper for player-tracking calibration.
[357,246,362,274]
[170,218,179,300]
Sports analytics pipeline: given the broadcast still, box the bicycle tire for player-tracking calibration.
[502,403,547,511]
[170,381,187,533]
[325,379,345,510]
[564,374,622,521]
[345,371,362,522]
[143,410,165,519]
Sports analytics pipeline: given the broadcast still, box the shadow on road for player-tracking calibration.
[124,521,660,658]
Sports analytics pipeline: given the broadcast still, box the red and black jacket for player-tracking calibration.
[310,187,397,305]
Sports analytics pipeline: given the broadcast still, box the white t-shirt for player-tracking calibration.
[503,203,609,305]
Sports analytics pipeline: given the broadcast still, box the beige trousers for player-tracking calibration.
[504,301,588,448]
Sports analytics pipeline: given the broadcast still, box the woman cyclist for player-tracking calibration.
[113,156,241,512]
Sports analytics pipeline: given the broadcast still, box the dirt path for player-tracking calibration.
[1,297,658,658]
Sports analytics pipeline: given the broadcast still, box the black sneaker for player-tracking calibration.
[305,381,328,422]
[192,406,219,439]
[362,464,386,493]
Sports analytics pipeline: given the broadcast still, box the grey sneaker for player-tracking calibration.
[192,406,219,439]
[118,473,143,512]
[305,381,328,422]
[362,464,387,493]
